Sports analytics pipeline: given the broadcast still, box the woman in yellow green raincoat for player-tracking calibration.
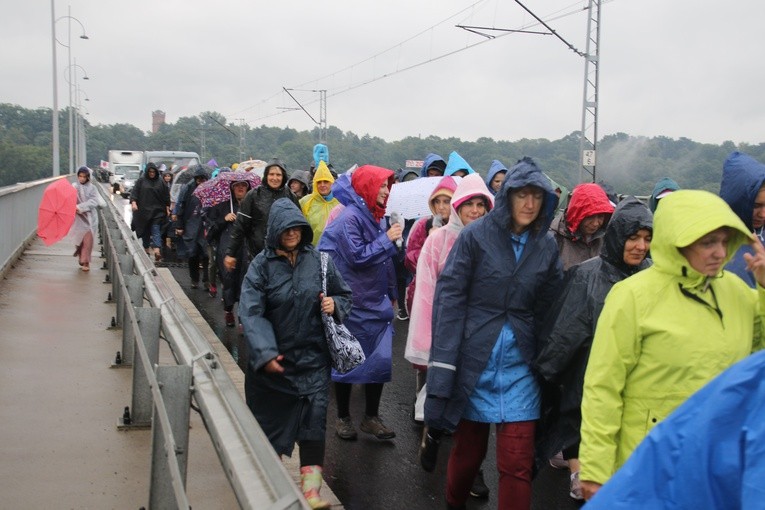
[579,189,765,500]
[300,161,341,246]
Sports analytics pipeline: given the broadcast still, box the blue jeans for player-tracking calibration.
[141,221,162,249]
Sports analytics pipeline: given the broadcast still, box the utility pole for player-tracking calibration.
[579,0,601,183]
[319,90,327,143]
[237,119,246,162]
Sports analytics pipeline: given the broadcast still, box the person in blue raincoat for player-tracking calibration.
[584,346,765,509]
[720,151,765,288]
[318,165,403,442]
[239,198,353,509]
[420,153,447,177]
[422,157,563,510]
[485,159,508,196]
[444,150,476,177]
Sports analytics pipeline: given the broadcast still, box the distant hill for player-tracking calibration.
[3,102,764,195]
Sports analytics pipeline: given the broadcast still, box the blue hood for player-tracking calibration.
[485,160,508,195]
[489,156,558,234]
[330,172,354,207]
[420,153,447,177]
[444,151,476,176]
[720,151,765,231]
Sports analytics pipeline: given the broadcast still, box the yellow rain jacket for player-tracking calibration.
[579,190,765,485]
[299,161,340,246]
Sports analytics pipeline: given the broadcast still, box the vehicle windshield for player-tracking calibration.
[113,165,131,176]
[126,169,141,179]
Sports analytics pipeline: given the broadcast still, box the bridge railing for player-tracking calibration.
[0,175,73,279]
[0,179,309,509]
[96,185,309,509]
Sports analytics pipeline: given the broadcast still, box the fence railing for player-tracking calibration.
[96,185,310,509]
[0,178,309,509]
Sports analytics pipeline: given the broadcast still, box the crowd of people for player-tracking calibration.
[82,145,765,509]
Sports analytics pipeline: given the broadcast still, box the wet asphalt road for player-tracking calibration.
[111,189,582,510]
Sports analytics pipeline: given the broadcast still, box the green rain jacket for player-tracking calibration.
[579,190,765,485]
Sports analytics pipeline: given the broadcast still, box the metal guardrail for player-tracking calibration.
[96,185,310,509]
[0,177,310,509]
[0,175,74,279]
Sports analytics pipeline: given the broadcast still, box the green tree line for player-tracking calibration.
[3,102,765,196]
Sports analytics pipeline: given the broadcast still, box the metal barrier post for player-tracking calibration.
[129,306,161,428]
[117,275,144,367]
[149,364,192,510]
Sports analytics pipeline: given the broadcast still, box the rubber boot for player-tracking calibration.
[300,465,331,509]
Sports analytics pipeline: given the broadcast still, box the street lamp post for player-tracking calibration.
[65,60,89,168]
[54,6,88,174]
[50,0,59,176]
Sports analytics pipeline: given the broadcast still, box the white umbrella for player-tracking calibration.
[386,176,461,219]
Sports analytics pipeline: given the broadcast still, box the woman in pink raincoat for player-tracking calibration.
[405,173,495,406]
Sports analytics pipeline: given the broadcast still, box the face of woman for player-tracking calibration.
[279,226,302,251]
[77,173,88,184]
[580,213,607,235]
[680,227,731,276]
[266,167,283,188]
[623,228,652,266]
[490,172,506,192]
[431,195,451,222]
[510,186,544,233]
[316,180,332,197]
[163,173,172,183]
[289,180,305,197]
[452,170,468,178]
[457,197,487,226]
[377,181,390,207]
[232,182,249,201]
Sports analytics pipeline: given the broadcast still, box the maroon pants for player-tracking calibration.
[446,419,536,509]
[77,231,94,265]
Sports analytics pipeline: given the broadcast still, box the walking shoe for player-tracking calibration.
[396,309,409,321]
[300,465,331,509]
[569,471,584,500]
[360,414,396,440]
[549,451,569,469]
[225,311,235,327]
[208,284,217,297]
[419,427,440,472]
[335,416,358,440]
[469,469,490,499]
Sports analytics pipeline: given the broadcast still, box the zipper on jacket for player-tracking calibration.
[678,283,723,321]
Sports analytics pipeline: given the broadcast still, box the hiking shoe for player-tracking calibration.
[360,415,396,440]
[225,311,235,327]
[549,451,569,469]
[469,469,490,499]
[419,428,440,472]
[208,284,217,298]
[335,416,357,440]
[569,471,584,500]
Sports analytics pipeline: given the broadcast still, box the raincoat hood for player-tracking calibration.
[145,163,160,180]
[420,153,447,177]
[485,160,508,195]
[448,173,494,229]
[76,166,91,181]
[331,172,354,206]
[444,151,475,176]
[399,168,420,182]
[600,196,653,274]
[649,177,680,212]
[313,143,329,168]
[720,151,765,231]
[651,190,753,283]
[313,161,335,186]
[263,158,289,191]
[265,198,313,250]
[287,170,311,194]
[351,165,395,221]
[189,164,211,180]
[490,156,558,234]
[564,183,614,234]
[428,176,458,215]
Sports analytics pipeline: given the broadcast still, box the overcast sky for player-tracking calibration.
[4,0,765,147]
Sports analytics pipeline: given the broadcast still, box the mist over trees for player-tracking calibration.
[3,102,765,196]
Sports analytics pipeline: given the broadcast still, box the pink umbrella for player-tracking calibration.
[38,178,77,246]
[192,171,261,209]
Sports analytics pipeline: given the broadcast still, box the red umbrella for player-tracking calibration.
[37,178,77,246]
